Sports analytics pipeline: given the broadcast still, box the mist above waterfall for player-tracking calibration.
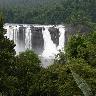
[4,23,65,67]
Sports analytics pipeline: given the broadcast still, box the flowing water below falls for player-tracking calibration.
[4,23,65,67]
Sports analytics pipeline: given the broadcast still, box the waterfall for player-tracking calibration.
[57,25,65,52]
[42,27,58,58]
[25,26,32,50]
[13,25,19,43]
[4,25,14,40]
[13,25,20,53]
[4,23,65,66]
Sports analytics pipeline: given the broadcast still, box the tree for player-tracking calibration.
[54,31,96,95]
[0,13,16,95]
[54,50,66,64]
[65,32,96,95]
[29,64,83,96]
[0,0,96,24]
[7,50,41,96]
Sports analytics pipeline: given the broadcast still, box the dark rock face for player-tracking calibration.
[49,27,60,46]
[65,24,91,44]
[31,26,44,54]
[18,26,26,49]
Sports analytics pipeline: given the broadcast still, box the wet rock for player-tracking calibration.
[31,27,44,54]
[49,27,60,46]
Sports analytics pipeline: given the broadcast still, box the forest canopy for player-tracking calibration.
[0,0,96,24]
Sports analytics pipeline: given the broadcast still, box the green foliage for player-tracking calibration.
[0,14,16,95]
[54,50,66,64]
[0,0,96,24]
[15,50,41,73]
[67,58,96,95]
[6,50,41,96]
[60,31,96,95]
[54,28,96,95]
[28,64,83,96]
[65,32,96,67]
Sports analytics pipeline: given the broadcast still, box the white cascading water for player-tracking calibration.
[4,23,65,67]
[57,25,65,51]
[4,25,14,40]
[4,24,21,53]
[13,25,19,53]
[13,25,19,44]
[42,25,65,59]
[25,26,32,50]
[42,27,58,58]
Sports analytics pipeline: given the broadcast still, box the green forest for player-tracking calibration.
[0,0,96,96]
[0,0,96,24]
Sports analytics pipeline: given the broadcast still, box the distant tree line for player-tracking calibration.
[0,0,96,24]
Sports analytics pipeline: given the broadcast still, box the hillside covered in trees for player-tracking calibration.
[0,0,62,8]
[0,0,96,24]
